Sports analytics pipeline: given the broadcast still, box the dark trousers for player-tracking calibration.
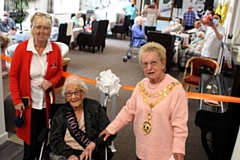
[145,26,156,36]
[184,25,194,31]
[126,19,134,36]
[23,108,46,160]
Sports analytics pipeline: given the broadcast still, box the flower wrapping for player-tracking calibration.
[96,69,121,97]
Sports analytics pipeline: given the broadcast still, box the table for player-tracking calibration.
[170,32,189,45]
[70,28,84,43]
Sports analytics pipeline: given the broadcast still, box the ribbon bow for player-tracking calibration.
[96,69,121,97]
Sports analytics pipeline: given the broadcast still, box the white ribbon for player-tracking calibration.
[96,69,121,97]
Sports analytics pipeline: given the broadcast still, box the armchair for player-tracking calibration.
[77,20,109,53]
[147,31,176,72]
[111,15,130,40]
[56,23,71,47]
[181,57,220,91]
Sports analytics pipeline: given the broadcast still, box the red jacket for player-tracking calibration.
[9,40,63,145]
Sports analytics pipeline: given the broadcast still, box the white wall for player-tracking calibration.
[0,62,8,145]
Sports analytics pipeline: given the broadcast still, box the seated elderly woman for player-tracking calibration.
[179,31,205,70]
[84,15,97,33]
[131,16,147,47]
[72,11,84,28]
[170,18,183,33]
[50,75,115,160]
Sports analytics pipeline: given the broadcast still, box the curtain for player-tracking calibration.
[79,0,81,10]
[47,0,54,13]
[4,0,10,11]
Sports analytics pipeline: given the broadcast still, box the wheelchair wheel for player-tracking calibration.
[123,56,128,62]
[127,53,132,59]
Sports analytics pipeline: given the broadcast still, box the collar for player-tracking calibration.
[27,37,53,55]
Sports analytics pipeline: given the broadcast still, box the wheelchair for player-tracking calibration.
[123,27,146,62]
[37,97,115,160]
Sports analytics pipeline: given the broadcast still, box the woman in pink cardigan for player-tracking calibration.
[100,42,188,160]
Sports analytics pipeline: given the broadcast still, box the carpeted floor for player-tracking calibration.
[2,37,207,160]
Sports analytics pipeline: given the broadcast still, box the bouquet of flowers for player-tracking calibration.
[0,34,11,53]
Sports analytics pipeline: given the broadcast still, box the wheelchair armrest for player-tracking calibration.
[37,127,49,142]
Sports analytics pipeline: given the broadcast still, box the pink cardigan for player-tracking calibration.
[106,74,188,160]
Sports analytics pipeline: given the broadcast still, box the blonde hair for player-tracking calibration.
[30,12,52,37]
[61,75,88,97]
[139,42,167,71]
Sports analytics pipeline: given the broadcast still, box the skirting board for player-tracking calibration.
[0,132,8,145]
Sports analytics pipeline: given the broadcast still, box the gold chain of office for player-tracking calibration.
[138,81,180,135]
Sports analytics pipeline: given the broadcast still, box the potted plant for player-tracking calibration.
[10,0,34,30]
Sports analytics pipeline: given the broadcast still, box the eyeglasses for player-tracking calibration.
[31,12,52,23]
[33,25,51,31]
[65,90,83,97]
[142,60,160,68]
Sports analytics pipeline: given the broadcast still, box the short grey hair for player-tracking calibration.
[134,16,143,24]
[197,31,205,38]
[61,75,89,97]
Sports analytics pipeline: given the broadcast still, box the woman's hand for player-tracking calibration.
[14,102,25,113]
[79,142,96,160]
[99,129,112,141]
[68,155,79,160]
[173,153,184,160]
[39,79,52,90]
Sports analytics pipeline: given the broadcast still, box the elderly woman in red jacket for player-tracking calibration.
[9,11,63,160]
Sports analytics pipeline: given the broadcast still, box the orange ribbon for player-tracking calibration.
[2,55,240,103]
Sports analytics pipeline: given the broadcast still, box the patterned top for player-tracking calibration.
[183,11,196,27]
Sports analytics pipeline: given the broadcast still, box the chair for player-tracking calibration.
[54,58,70,92]
[147,31,176,72]
[123,27,146,62]
[55,42,69,58]
[38,99,114,160]
[111,15,130,40]
[56,23,71,47]
[77,20,109,53]
[181,57,220,91]
[71,13,86,27]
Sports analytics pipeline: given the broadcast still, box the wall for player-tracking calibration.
[0,57,8,145]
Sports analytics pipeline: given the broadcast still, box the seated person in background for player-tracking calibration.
[131,16,147,47]
[162,27,171,34]
[72,11,84,28]
[50,16,59,41]
[84,15,97,33]
[8,26,29,43]
[2,11,16,32]
[50,75,115,160]
[185,21,205,42]
[170,18,183,33]
[1,17,15,33]
[179,31,205,70]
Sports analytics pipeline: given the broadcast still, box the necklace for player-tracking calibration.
[148,74,166,90]
[148,81,160,89]
[139,81,179,134]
